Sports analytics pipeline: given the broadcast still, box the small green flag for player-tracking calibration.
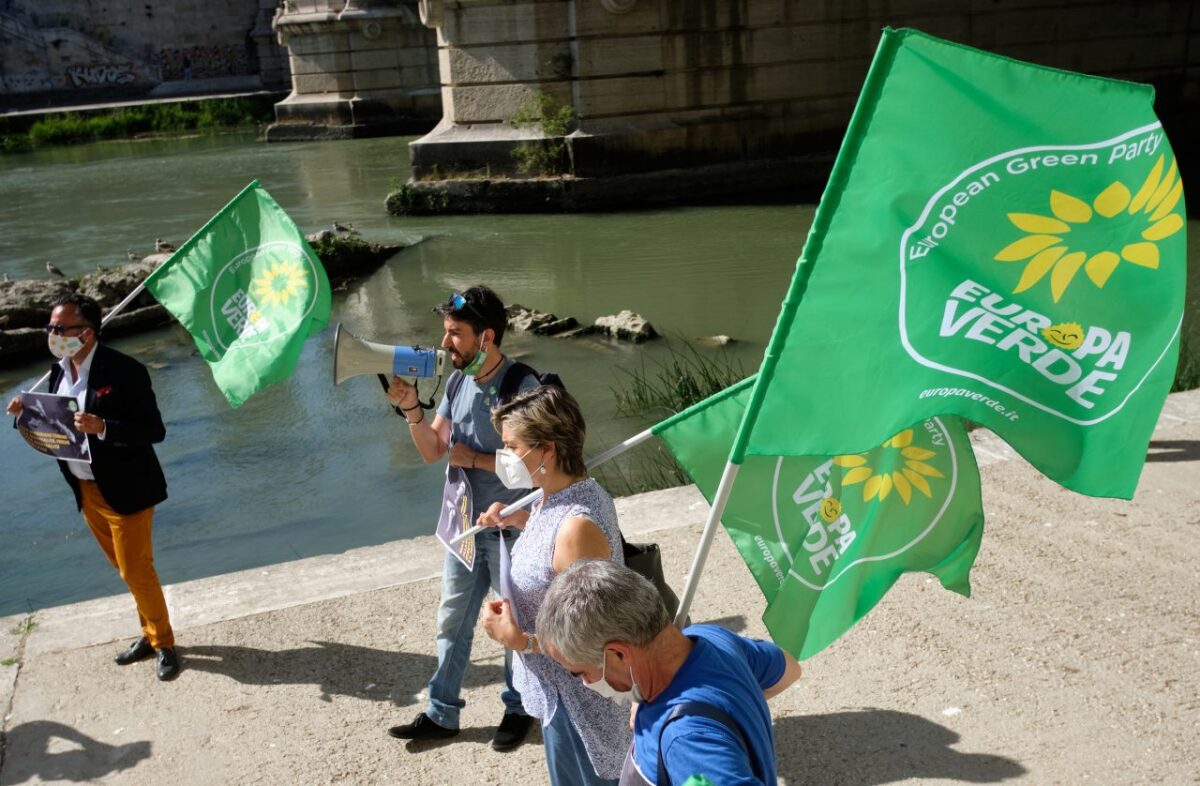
[654,377,984,659]
[143,181,331,407]
[732,28,1185,498]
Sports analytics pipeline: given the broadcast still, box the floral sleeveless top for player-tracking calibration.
[509,477,631,779]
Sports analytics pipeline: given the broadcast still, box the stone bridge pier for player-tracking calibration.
[390,0,1200,213]
[267,0,441,140]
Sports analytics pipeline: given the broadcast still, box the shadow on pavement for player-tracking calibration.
[0,720,150,785]
[1145,440,1200,462]
[183,641,505,705]
[696,615,748,633]
[775,709,1025,785]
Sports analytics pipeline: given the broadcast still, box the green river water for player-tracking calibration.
[0,132,813,614]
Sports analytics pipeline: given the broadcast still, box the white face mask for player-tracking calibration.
[48,332,87,359]
[494,446,543,489]
[582,652,642,705]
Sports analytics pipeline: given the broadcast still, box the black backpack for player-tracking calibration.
[447,360,563,408]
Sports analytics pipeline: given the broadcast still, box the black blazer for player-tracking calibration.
[47,344,168,515]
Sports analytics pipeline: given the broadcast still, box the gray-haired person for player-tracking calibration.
[537,560,802,786]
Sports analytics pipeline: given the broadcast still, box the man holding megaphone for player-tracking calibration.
[384,285,539,752]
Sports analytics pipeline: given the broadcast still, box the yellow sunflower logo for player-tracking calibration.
[994,154,1183,302]
[832,429,943,504]
[250,259,308,310]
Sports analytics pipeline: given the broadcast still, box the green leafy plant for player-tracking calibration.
[9,614,37,636]
[13,97,273,149]
[509,91,578,176]
[0,657,16,667]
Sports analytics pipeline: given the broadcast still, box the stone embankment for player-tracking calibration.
[0,230,405,368]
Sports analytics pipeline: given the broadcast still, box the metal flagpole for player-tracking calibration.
[448,426,656,545]
[672,460,740,627]
[25,280,153,393]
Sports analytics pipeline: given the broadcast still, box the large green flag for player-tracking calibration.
[733,28,1185,498]
[143,181,331,407]
[655,377,984,659]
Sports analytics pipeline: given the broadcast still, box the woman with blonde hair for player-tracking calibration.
[480,385,630,786]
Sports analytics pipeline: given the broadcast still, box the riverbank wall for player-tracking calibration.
[0,0,288,112]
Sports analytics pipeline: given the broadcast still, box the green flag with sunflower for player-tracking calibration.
[143,181,331,407]
[654,376,984,659]
[729,28,1185,499]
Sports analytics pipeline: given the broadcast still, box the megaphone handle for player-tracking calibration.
[378,373,404,416]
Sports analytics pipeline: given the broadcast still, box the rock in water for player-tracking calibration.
[593,310,658,343]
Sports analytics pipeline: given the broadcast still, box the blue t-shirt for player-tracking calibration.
[625,625,786,786]
[436,358,540,511]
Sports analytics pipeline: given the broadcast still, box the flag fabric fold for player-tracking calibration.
[654,376,984,659]
[143,181,331,407]
[732,28,1185,498]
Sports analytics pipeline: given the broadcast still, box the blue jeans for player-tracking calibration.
[543,706,620,786]
[425,529,525,728]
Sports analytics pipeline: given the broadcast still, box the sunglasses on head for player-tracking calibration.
[444,292,486,321]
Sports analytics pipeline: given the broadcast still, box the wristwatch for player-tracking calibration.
[522,633,536,655]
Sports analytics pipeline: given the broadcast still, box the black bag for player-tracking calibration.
[621,536,683,622]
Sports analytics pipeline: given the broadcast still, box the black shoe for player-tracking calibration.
[155,648,180,681]
[491,713,534,752]
[114,637,154,666]
[387,712,459,741]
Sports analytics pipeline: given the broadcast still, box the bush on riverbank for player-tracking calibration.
[1,97,274,151]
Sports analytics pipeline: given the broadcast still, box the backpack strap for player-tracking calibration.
[446,370,467,409]
[497,360,537,404]
[656,700,755,786]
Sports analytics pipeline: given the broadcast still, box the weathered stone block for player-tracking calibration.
[439,1,570,46]
[443,41,571,85]
[574,35,665,78]
[350,47,403,72]
[443,81,571,124]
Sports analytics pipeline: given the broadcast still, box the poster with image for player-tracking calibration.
[16,392,91,463]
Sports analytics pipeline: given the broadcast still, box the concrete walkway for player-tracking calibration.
[1,390,1197,785]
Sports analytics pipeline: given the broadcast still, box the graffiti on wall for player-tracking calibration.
[152,45,251,81]
[66,63,137,87]
[0,70,56,93]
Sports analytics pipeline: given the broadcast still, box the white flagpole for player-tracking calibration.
[448,426,656,545]
[25,280,153,393]
[673,460,740,627]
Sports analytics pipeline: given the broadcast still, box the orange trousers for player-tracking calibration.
[79,481,174,649]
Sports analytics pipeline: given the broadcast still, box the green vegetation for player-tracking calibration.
[386,182,451,214]
[9,614,38,636]
[0,657,16,667]
[596,342,748,496]
[509,91,578,176]
[0,97,274,152]
[613,341,748,417]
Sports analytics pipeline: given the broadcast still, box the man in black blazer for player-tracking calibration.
[7,294,180,680]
